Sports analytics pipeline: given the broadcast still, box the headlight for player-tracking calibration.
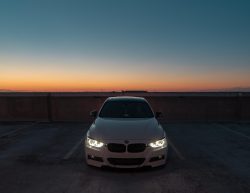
[149,138,167,148]
[86,137,104,148]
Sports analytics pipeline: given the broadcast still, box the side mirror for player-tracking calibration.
[90,110,98,118]
[155,111,162,118]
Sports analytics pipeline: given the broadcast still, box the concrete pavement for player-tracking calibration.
[0,122,249,193]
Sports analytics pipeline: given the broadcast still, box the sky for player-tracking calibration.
[0,0,250,92]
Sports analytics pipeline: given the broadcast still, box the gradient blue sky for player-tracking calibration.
[0,0,250,91]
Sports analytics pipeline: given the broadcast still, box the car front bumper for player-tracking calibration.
[85,140,168,168]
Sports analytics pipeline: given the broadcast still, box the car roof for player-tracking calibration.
[106,96,147,102]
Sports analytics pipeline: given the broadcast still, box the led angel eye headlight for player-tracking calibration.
[149,138,167,148]
[87,137,104,148]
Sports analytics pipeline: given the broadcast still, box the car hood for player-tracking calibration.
[88,117,164,141]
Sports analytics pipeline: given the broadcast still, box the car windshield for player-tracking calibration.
[99,100,154,118]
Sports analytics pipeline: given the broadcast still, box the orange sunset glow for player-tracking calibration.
[1,62,250,92]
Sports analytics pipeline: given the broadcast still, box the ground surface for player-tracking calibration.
[0,122,250,193]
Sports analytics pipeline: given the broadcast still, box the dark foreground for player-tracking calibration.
[0,122,250,193]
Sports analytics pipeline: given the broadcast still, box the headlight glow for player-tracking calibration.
[87,137,104,148]
[149,138,167,148]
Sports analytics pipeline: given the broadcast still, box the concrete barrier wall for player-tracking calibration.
[0,92,250,122]
[0,93,49,121]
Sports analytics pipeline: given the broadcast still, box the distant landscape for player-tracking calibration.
[1,87,250,93]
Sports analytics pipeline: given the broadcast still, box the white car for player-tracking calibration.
[85,96,168,168]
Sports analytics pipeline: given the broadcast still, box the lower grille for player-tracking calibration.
[107,143,126,153]
[107,158,145,166]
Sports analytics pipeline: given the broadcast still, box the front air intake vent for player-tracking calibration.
[127,143,146,153]
[107,158,145,165]
[107,143,126,153]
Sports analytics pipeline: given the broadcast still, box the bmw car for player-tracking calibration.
[85,96,168,168]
